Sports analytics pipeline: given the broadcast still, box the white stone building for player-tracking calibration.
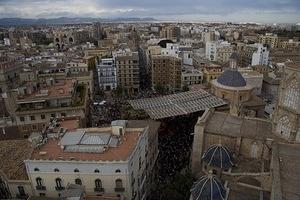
[205,41,233,63]
[97,58,117,91]
[251,43,269,66]
[24,119,160,200]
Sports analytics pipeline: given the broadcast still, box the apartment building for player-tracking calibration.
[114,50,140,94]
[24,119,160,200]
[237,43,269,67]
[203,63,223,83]
[97,58,117,91]
[0,56,23,93]
[181,67,203,87]
[66,59,94,93]
[14,79,88,137]
[151,55,182,91]
[259,33,278,49]
[205,41,233,63]
[160,26,180,42]
[217,45,234,63]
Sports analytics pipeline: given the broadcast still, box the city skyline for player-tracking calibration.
[0,0,299,23]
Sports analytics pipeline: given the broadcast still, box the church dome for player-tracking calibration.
[158,39,174,48]
[217,69,246,87]
[190,174,226,200]
[202,144,234,169]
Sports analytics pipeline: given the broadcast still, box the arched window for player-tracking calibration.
[95,179,102,189]
[36,177,42,186]
[54,168,60,172]
[94,169,100,173]
[115,179,123,188]
[75,178,82,185]
[115,169,121,173]
[55,178,63,188]
[34,168,39,172]
[74,169,79,173]
[17,186,26,196]
[296,129,300,142]
[276,116,292,139]
[250,142,258,158]
[283,79,300,110]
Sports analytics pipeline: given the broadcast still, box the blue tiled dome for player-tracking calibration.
[217,69,246,87]
[190,174,226,200]
[202,144,234,169]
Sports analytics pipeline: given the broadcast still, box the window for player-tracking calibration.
[30,116,35,121]
[115,169,121,173]
[34,168,39,172]
[75,178,82,185]
[41,114,45,120]
[115,179,123,188]
[276,116,292,139]
[32,125,37,130]
[51,114,56,118]
[39,193,46,197]
[20,116,25,122]
[139,157,142,169]
[95,179,102,189]
[55,178,63,189]
[283,79,299,110]
[94,169,100,173]
[54,168,60,172]
[74,169,79,172]
[36,177,42,186]
[18,186,26,196]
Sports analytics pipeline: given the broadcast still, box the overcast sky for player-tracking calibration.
[0,0,299,23]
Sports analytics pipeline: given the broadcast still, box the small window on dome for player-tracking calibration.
[34,168,39,171]
[74,169,79,173]
[54,168,60,172]
[115,169,121,173]
[94,169,100,173]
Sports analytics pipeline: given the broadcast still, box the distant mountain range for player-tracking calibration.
[0,17,157,26]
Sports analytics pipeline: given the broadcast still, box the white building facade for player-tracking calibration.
[25,121,150,200]
[251,43,269,66]
[97,58,117,90]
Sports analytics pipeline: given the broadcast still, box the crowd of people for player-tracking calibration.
[157,114,199,187]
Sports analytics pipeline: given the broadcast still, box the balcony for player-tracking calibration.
[55,186,65,191]
[115,187,125,192]
[94,187,105,193]
[36,185,46,190]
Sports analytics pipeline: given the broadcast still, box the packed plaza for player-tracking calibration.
[0,20,299,200]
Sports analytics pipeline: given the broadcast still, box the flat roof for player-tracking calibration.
[17,79,75,101]
[30,129,141,162]
[278,143,300,200]
[128,90,227,120]
[205,112,274,139]
[0,140,32,180]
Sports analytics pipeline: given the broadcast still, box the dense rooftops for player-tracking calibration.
[0,140,32,180]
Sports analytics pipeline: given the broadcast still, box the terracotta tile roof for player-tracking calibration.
[17,79,75,101]
[0,140,32,180]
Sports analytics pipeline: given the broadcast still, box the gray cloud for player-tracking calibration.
[0,0,299,23]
